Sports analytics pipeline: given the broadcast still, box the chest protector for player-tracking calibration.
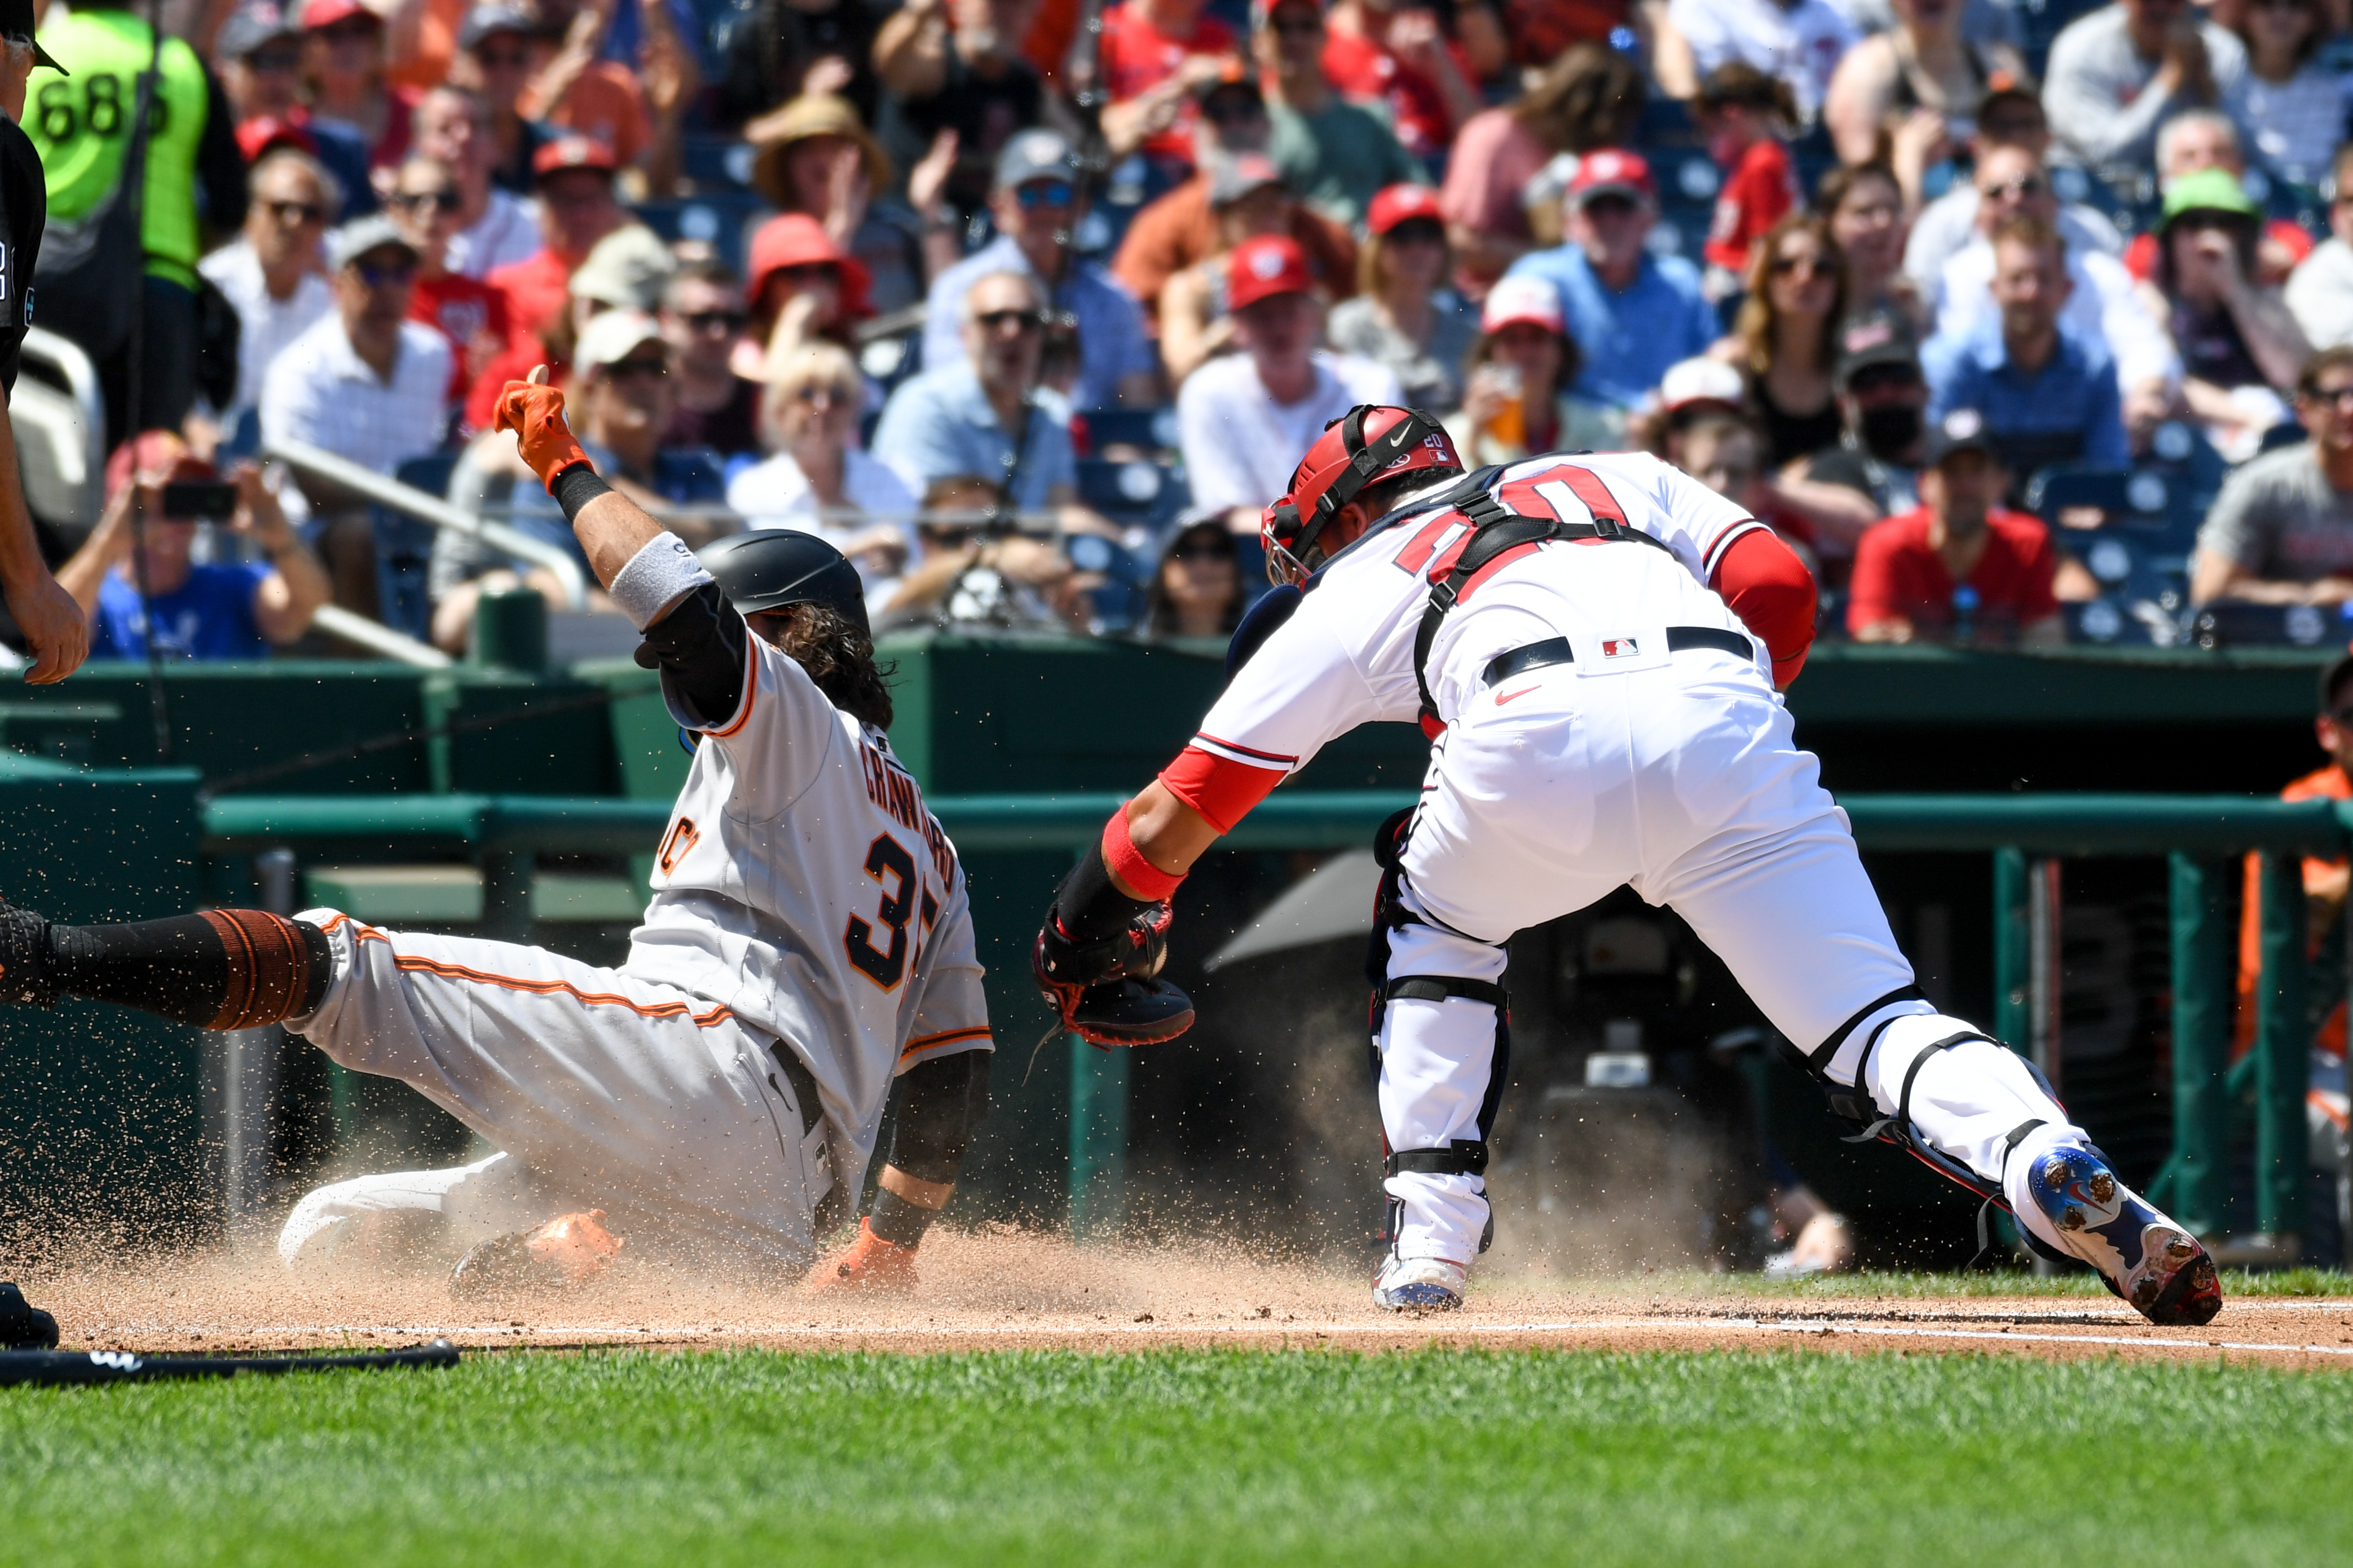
[1406,465,1676,736]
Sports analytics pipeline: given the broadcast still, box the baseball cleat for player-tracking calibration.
[2022,1143,2222,1327]
[1372,1256,1466,1313]
[0,894,56,1008]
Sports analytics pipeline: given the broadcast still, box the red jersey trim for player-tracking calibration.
[1189,731,1298,768]
[1160,744,1286,835]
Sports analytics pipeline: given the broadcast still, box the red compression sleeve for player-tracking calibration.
[1103,806,1185,902]
[1711,527,1818,687]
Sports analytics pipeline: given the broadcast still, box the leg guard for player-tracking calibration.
[46,909,333,1028]
[1373,878,1510,1266]
[1807,988,2078,1264]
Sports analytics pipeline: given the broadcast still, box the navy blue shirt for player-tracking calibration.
[1921,315,2130,471]
[91,562,271,660]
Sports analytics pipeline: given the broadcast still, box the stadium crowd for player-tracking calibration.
[16,0,2353,659]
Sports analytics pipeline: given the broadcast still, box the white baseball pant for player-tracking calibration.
[1379,644,2086,1267]
[276,909,831,1277]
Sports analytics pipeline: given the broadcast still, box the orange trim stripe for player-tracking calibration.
[901,1024,992,1058]
[707,638,760,738]
[386,953,738,1026]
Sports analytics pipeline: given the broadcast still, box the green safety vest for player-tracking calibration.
[25,10,208,286]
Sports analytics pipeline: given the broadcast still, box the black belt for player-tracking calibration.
[1481,628,1758,687]
[769,1042,825,1136]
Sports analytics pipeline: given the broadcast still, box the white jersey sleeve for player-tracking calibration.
[661,635,839,815]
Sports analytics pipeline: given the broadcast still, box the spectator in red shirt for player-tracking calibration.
[1697,63,1797,290]
[1321,0,1483,166]
[1845,408,2065,646]
[1096,0,1241,174]
[389,154,511,417]
[488,136,630,344]
[301,0,420,173]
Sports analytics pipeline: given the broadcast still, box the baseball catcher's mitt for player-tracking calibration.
[1032,904,1195,1047]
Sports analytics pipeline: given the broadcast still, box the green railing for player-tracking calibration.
[199,790,2352,1249]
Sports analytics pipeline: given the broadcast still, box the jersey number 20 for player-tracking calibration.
[844,833,918,990]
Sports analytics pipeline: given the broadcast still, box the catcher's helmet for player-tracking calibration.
[1261,404,1461,585]
[697,529,871,637]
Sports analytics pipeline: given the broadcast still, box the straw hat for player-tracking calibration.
[746,94,894,212]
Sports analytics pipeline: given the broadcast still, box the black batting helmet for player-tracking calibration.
[697,529,870,638]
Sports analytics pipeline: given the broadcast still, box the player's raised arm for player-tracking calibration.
[495,366,750,723]
[495,365,703,611]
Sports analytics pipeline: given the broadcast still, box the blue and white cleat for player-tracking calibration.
[1372,1256,1466,1313]
[2023,1143,2222,1327]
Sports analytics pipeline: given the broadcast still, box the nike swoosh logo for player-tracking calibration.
[1495,685,1541,705]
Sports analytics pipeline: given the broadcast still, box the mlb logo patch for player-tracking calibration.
[1601,637,1639,659]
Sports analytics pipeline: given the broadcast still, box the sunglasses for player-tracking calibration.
[391,188,461,213]
[317,20,380,44]
[1385,218,1446,246]
[1201,95,1263,125]
[266,199,327,225]
[974,307,1044,333]
[1170,541,1232,562]
[246,45,301,72]
[1770,251,1832,278]
[1271,16,1323,34]
[1013,180,1076,209]
[681,308,748,333]
[772,262,839,286]
[1979,174,2048,201]
[2302,382,2353,405]
[601,357,668,379]
[1582,193,1638,218]
[473,44,531,67]
[354,260,416,286]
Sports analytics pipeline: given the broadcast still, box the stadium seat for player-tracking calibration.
[374,453,463,644]
[679,134,757,193]
[633,191,769,272]
[1075,407,1179,457]
[1076,456,1190,530]
[2189,600,2353,648]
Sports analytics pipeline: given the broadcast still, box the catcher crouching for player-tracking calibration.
[0,369,991,1295]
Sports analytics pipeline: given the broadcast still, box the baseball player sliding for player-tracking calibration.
[1032,405,2223,1325]
[0,369,991,1293]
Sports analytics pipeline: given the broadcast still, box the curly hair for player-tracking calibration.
[1512,43,1645,154]
[769,602,896,730]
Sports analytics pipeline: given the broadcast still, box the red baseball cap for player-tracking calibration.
[746,213,873,320]
[1366,183,1444,236]
[1567,149,1654,208]
[300,0,376,29]
[533,135,619,179]
[236,114,318,163]
[1227,234,1313,311]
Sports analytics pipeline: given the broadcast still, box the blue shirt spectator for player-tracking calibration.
[1499,152,1720,410]
[1922,223,2131,476]
[874,364,1077,513]
[918,130,1160,412]
[59,436,332,662]
[92,564,275,660]
[880,274,1085,514]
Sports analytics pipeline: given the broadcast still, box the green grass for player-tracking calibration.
[3,1348,2352,1566]
[1614,1267,2353,1301]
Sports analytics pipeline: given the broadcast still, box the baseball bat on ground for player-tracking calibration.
[0,1339,461,1388]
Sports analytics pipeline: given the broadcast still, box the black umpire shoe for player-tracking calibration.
[0,894,56,1007]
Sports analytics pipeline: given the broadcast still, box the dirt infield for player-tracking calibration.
[14,1227,2353,1368]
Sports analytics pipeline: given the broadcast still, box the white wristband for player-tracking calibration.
[610,532,713,630]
